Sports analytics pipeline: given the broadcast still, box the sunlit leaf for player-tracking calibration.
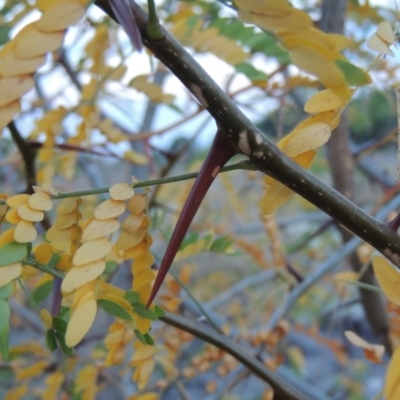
[14,220,37,243]
[109,183,135,201]
[372,255,400,305]
[28,191,53,211]
[65,293,97,347]
[62,260,106,293]
[17,204,44,222]
[37,2,86,32]
[0,263,22,287]
[82,218,120,241]
[72,237,112,266]
[94,199,126,220]
[0,76,35,108]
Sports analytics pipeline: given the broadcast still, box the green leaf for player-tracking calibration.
[0,298,10,332]
[334,59,371,86]
[235,62,268,82]
[210,236,236,254]
[134,329,146,344]
[55,330,73,355]
[133,303,158,321]
[98,299,133,321]
[154,305,165,318]
[48,253,61,269]
[0,326,9,361]
[0,24,10,45]
[0,283,13,299]
[52,316,68,333]
[144,333,154,345]
[46,329,58,352]
[104,261,118,274]
[124,290,140,304]
[31,280,53,304]
[0,241,28,266]
[0,297,9,360]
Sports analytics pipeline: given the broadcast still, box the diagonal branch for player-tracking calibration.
[94,0,400,267]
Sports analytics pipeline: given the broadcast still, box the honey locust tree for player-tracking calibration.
[2,0,400,399]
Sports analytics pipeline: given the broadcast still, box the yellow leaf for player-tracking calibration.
[124,150,149,165]
[261,150,316,215]
[40,308,53,330]
[122,214,144,234]
[367,21,395,57]
[0,229,15,247]
[132,251,154,274]
[372,255,400,305]
[35,243,54,264]
[304,89,346,113]
[15,360,49,380]
[14,23,64,59]
[333,271,359,284]
[0,46,45,77]
[56,197,81,214]
[109,183,135,201]
[133,269,154,289]
[136,315,152,335]
[385,346,400,399]
[122,240,148,259]
[127,195,146,214]
[137,358,155,389]
[82,218,120,241]
[14,221,37,243]
[54,211,80,229]
[131,347,155,363]
[0,76,35,108]
[5,208,22,224]
[4,385,28,400]
[62,260,106,293]
[17,204,44,222]
[0,100,21,130]
[6,194,29,208]
[0,263,22,287]
[37,2,85,32]
[126,392,158,400]
[116,228,146,251]
[28,191,52,211]
[94,199,126,220]
[65,293,97,347]
[46,225,74,242]
[72,237,112,266]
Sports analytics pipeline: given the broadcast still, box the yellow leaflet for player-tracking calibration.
[135,315,152,335]
[6,208,22,224]
[40,308,53,330]
[130,75,175,104]
[97,293,136,319]
[14,23,64,59]
[0,101,21,130]
[116,228,146,251]
[372,255,400,305]
[56,197,80,214]
[15,360,50,380]
[42,371,64,399]
[122,214,144,234]
[14,221,37,243]
[109,183,135,201]
[72,237,112,266]
[131,347,155,363]
[17,204,44,222]
[60,152,77,181]
[0,46,45,77]
[82,218,120,242]
[98,281,125,298]
[385,346,400,399]
[0,263,22,287]
[6,194,30,208]
[65,293,97,347]
[367,21,395,57]
[122,240,148,259]
[136,284,152,304]
[62,260,106,293]
[290,47,346,89]
[106,65,128,81]
[46,225,75,242]
[261,150,315,215]
[136,358,155,389]
[94,199,126,220]
[4,385,28,400]
[28,191,52,211]
[127,195,146,214]
[54,211,80,229]
[235,1,312,32]
[37,2,85,32]
[304,89,346,113]
[133,269,153,289]
[333,271,359,284]
[71,284,96,313]
[0,76,35,108]
[0,229,15,247]
[132,251,154,274]
[35,243,53,264]
[124,150,149,165]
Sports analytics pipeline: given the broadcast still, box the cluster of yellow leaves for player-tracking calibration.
[131,341,156,390]
[74,364,98,400]
[64,184,134,347]
[0,0,88,131]
[104,320,134,366]
[170,17,248,66]
[231,1,371,214]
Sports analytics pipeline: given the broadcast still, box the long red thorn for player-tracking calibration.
[147,130,238,306]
